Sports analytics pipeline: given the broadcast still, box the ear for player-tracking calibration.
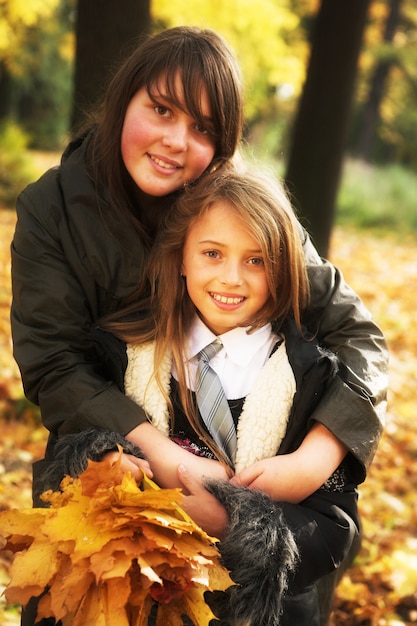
[180,263,186,276]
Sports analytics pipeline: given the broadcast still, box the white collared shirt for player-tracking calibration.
[172,315,280,400]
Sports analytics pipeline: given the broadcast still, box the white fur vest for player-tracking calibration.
[124,341,296,474]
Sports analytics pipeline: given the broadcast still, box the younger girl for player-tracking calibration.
[84,166,360,625]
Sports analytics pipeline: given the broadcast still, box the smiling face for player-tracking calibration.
[181,202,271,335]
[121,76,216,199]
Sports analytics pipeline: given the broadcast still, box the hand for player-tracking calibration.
[231,423,348,503]
[104,451,153,482]
[231,457,284,499]
[177,464,229,540]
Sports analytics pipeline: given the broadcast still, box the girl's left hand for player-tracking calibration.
[230,423,349,503]
[230,458,279,496]
[103,451,153,482]
[177,464,229,539]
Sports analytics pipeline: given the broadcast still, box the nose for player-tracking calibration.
[162,121,188,151]
[221,259,243,286]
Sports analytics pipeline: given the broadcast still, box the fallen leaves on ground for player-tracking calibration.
[0,451,232,626]
[1,208,417,625]
[329,229,417,626]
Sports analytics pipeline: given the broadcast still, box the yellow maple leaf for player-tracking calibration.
[0,451,233,625]
[5,540,64,605]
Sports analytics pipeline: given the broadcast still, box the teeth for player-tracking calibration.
[150,155,178,169]
[211,293,244,305]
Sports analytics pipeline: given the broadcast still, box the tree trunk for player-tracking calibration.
[71,0,151,133]
[285,0,371,257]
[356,0,403,161]
[0,63,13,120]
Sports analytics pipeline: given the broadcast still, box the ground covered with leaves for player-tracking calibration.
[1,206,416,625]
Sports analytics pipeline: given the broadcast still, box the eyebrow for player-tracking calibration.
[198,239,263,253]
[198,239,226,246]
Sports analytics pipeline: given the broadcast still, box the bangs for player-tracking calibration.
[148,70,215,135]
[141,38,224,146]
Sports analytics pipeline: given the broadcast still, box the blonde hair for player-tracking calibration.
[104,166,309,465]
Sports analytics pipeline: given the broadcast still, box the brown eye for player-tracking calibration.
[194,123,208,135]
[154,105,170,117]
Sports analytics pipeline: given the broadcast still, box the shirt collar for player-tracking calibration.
[185,315,273,367]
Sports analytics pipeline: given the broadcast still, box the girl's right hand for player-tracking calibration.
[177,464,229,539]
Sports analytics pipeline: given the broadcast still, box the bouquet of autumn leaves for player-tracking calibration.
[0,451,233,626]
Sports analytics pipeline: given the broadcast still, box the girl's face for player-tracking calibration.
[181,202,270,335]
[121,76,216,198]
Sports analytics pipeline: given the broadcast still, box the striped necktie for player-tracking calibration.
[196,338,237,465]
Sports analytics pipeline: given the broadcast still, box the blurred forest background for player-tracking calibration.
[2,0,417,250]
[1,0,417,624]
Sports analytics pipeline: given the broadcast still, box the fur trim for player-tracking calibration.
[125,342,172,435]
[206,479,299,626]
[125,340,296,472]
[234,342,295,473]
[41,429,146,492]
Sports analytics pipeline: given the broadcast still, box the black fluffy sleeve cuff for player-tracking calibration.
[41,428,146,492]
[205,479,299,626]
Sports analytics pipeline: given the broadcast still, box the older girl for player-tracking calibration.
[11,26,387,626]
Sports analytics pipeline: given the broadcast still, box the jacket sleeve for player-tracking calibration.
[10,170,147,437]
[300,229,388,477]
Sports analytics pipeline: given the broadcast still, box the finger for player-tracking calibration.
[117,454,153,481]
[177,464,203,496]
[128,455,153,478]
[230,466,258,486]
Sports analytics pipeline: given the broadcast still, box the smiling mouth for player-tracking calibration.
[149,155,181,170]
[211,293,245,305]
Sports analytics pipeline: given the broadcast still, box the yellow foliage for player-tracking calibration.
[390,543,417,597]
[0,0,60,65]
[0,454,232,626]
[152,0,311,119]
[6,0,59,26]
[329,228,417,625]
